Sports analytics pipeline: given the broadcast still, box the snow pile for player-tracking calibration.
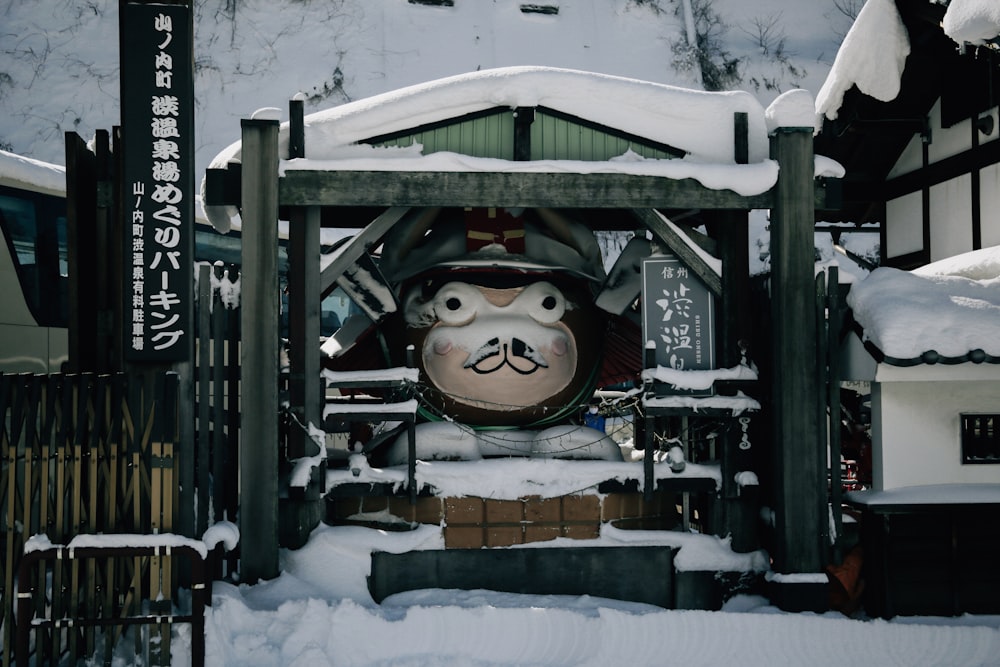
[815,0,910,122]
[642,363,758,391]
[181,519,1000,667]
[276,67,772,165]
[847,245,1000,360]
[943,0,1000,46]
[764,89,820,134]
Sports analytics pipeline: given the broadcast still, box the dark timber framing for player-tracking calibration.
[235,105,830,593]
[239,118,282,583]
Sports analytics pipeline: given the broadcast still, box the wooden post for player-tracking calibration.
[827,266,843,563]
[239,117,281,583]
[769,125,824,577]
[287,204,322,458]
[65,133,97,373]
[711,209,756,552]
[196,264,212,537]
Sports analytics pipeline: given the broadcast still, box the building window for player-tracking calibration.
[961,414,1000,464]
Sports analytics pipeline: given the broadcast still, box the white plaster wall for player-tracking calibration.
[927,100,975,164]
[979,162,1000,248]
[929,173,974,261]
[886,191,923,258]
[888,133,923,179]
[840,332,876,382]
[872,379,1000,490]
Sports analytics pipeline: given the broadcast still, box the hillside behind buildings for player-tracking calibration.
[0,0,851,179]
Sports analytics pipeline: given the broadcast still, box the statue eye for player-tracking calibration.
[518,282,566,325]
[434,283,482,326]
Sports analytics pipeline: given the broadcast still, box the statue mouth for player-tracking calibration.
[465,337,548,375]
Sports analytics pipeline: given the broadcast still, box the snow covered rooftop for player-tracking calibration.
[817,0,1000,122]
[846,245,1000,365]
[0,148,66,197]
[205,66,841,232]
[211,66,773,168]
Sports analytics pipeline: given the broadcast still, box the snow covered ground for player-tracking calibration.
[163,520,999,667]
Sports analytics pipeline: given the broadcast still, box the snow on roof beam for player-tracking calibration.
[278,170,781,209]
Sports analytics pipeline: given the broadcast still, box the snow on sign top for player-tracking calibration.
[0,148,66,197]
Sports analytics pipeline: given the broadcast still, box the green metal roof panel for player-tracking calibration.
[531,108,680,161]
[364,106,682,162]
[369,108,514,159]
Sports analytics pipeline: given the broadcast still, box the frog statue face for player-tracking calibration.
[377,207,609,427]
[402,275,603,426]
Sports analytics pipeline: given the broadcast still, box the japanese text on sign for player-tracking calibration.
[641,255,715,377]
[121,3,193,362]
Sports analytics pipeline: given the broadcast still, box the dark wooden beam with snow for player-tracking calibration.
[319,206,411,295]
[280,170,817,210]
[631,208,722,296]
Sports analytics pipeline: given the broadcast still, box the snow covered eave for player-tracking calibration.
[846,483,1000,511]
[815,0,911,122]
[850,328,1000,382]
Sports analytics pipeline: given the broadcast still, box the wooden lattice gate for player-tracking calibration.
[0,372,180,666]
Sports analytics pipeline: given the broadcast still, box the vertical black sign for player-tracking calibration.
[120,1,193,362]
[641,254,716,376]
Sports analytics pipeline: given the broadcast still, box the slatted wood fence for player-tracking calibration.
[0,371,178,666]
[0,263,244,667]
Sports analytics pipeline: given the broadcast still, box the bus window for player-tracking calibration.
[0,186,68,327]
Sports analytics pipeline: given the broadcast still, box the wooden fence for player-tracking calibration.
[0,371,178,666]
[194,262,242,569]
[0,263,244,666]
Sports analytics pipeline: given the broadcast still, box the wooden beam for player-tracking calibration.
[319,206,411,294]
[883,134,1000,201]
[632,208,722,296]
[287,205,322,460]
[280,170,779,210]
[239,118,281,583]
